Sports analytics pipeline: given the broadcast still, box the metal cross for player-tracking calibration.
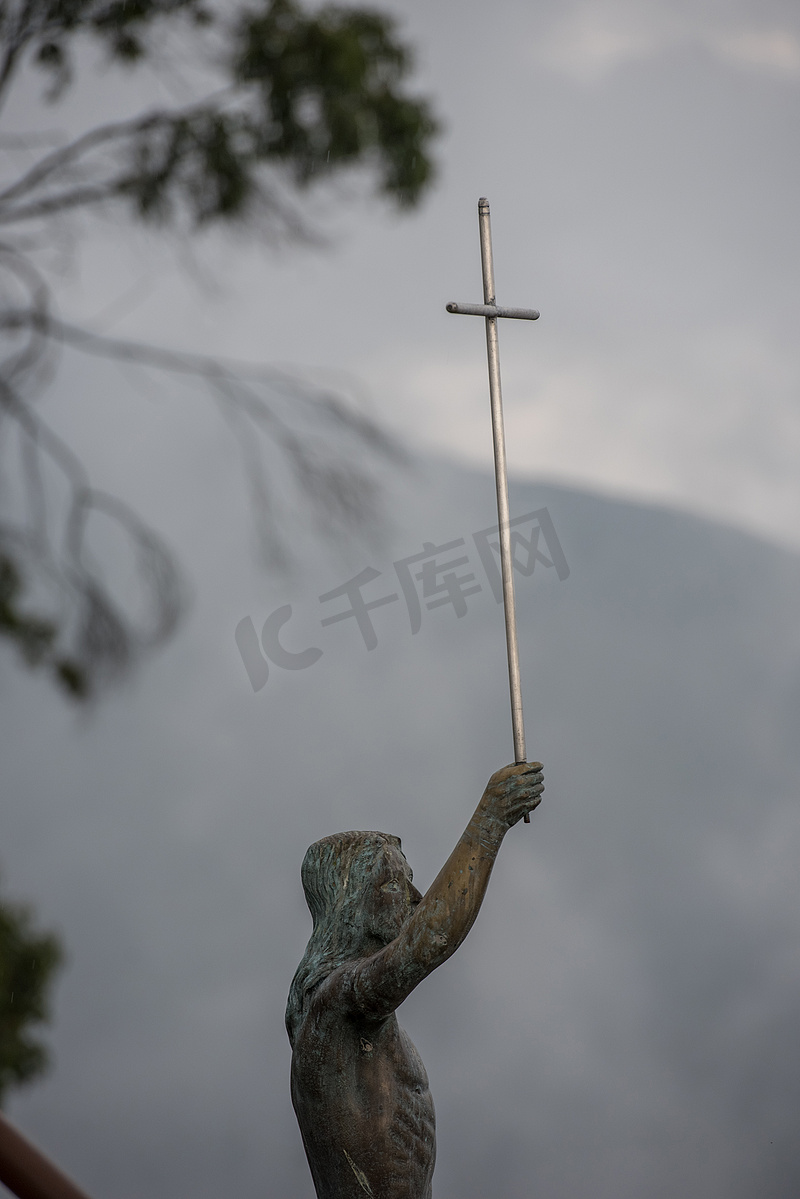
[446,198,539,816]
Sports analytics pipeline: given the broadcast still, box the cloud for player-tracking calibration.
[532,1,800,82]
[532,2,673,81]
[367,324,800,554]
[715,28,800,76]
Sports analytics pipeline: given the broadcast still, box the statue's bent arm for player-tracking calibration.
[335,761,543,1021]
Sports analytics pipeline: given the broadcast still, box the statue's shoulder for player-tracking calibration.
[309,960,357,1007]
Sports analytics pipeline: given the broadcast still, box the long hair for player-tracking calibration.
[285,830,401,1046]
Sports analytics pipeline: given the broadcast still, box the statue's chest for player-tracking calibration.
[357,1018,430,1094]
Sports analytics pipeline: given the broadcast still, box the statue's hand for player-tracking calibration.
[480,762,544,831]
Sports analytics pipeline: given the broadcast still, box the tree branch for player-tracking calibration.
[0,0,39,115]
[0,99,230,209]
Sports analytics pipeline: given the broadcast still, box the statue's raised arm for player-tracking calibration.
[286,761,543,1199]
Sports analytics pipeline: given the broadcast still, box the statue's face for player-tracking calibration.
[362,844,423,946]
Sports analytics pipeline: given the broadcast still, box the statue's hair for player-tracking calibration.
[285,830,401,1046]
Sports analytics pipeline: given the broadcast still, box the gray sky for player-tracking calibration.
[6,0,798,546]
[2,2,800,1198]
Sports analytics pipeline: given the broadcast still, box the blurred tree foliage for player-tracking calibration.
[0,0,438,698]
[0,882,63,1106]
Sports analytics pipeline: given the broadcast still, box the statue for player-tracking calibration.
[286,761,544,1199]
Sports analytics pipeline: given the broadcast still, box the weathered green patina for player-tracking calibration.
[286,761,544,1199]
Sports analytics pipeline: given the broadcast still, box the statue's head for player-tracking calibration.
[286,831,422,1043]
[301,830,422,948]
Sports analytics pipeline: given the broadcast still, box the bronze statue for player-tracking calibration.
[286,761,544,1199]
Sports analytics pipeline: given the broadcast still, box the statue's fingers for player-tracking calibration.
[510,761,542,776]
[511,793,542,824]
[521,773,544,787]
[508,773,543,794]
[511,781,543,805]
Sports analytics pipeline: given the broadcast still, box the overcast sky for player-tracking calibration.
[2,2,800,1198]
[6,0,798,547]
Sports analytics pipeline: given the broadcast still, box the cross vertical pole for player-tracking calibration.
[447,199,540,815]
[478,198,526,769]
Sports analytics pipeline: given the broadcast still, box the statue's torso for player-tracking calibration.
[291,990,435,1199]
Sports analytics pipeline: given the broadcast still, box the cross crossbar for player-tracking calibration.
[445,302,539,321]
[446,198,539,817]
